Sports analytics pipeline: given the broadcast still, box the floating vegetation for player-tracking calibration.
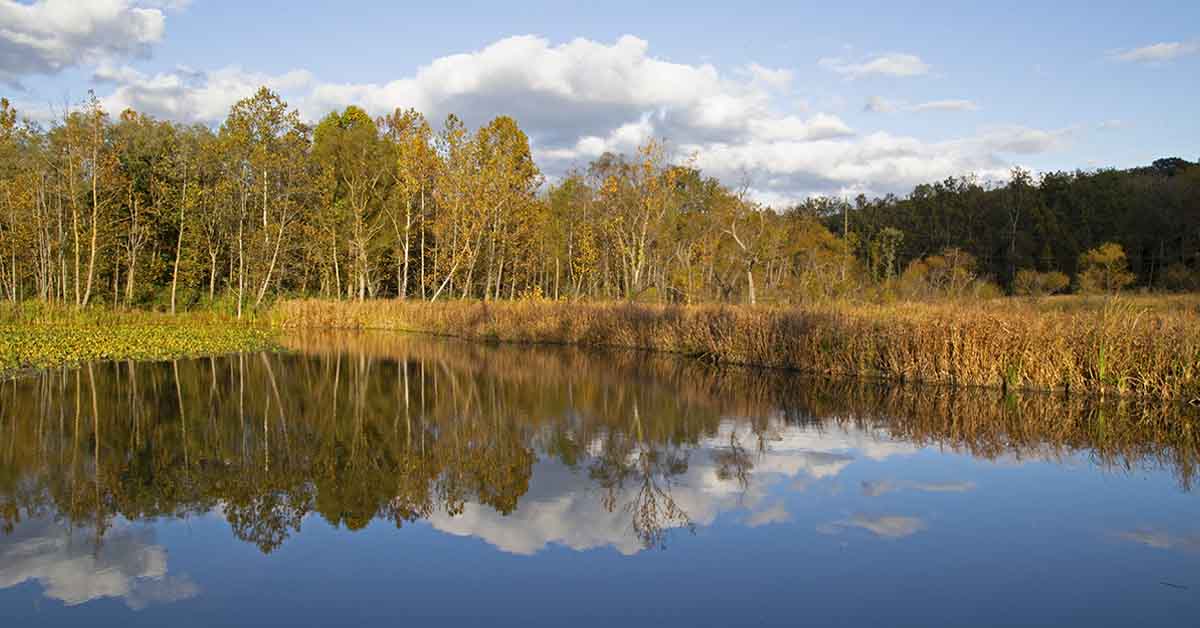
[0,309,276,376]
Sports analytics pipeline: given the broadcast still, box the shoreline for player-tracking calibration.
[271,298,1200,401]
[3,297,1199,402]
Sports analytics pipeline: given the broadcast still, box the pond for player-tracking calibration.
[1,332,1198,627]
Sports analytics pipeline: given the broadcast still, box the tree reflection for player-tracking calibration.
[0,331,1197,555]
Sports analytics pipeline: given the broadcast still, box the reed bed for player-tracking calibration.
[271,298,1200,400]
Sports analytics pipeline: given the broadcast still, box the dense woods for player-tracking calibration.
[0,88,1197,313]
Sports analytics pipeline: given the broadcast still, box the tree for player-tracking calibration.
[219,87,308,315]
[382,108,435,299]
[314,106,388,300]
[1077,242,1135,294]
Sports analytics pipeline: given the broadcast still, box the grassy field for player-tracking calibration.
[0,303,276,376]
[271,297,1200,400]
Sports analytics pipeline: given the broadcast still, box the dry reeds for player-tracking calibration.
[271,297,1200,400]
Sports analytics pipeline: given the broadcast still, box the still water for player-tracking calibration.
[1,332,1198,627]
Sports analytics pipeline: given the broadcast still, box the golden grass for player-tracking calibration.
[271,297,1200,400]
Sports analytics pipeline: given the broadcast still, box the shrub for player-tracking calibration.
[1013,269,1070,297]
[1160,263,1199,293]
[1077,243,1135,294]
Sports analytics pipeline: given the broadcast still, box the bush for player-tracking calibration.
[1013,269,1070,297]
[1077,243,1135,294]
[1160,263,1199,292]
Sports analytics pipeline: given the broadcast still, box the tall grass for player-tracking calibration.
[271,297,1200,400]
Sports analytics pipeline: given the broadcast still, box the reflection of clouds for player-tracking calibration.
[1116,529,1200,552]
[745,502,792,528]
[430,419,921,554]
[818,514,927,539]
[861,480,976,497]
[0,517,198,609]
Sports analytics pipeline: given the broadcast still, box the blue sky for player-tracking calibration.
[2,0,1197,202]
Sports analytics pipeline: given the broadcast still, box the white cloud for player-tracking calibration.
[746,62,793,88]
[864,96,899,113]
[1113,41,1200,63]
[820,53,931,79]
[98,64,313,122]
[75,34,1073,201]
[865,97,978,114]
[0,0,167,85]
[911,99,978,112]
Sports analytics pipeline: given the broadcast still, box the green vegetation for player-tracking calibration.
[272,297,1200,400]
[0,304,274,376]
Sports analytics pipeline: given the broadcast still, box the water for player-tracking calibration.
[1,332,1198,627]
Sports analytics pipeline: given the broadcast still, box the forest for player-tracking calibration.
[0,87,1198,314]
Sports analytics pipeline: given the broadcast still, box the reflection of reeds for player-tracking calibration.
[272,298,1200,399]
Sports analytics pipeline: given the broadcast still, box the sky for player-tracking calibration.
[1,0,1197,204]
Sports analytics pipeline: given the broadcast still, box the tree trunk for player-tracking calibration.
[81,120,101,308]
[171,169,187,314]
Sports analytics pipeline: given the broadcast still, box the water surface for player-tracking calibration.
[1,332,1198,627]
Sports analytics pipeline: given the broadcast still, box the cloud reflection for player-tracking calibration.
[0,517,198,609]
[818,514,928,539]
[428,420,921,554]
[861,480,976,497]
[1116,529,1200,552]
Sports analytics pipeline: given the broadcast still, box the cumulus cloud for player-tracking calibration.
[911,99,978,112]
[820,53,930,78]
[1112,41,1200,63]
[74,34,1072,201]
[746,62,794,88]
[0,0,168,85]
[0,517,199,609]
[864,96,899,113]
[865,97,978,114]
[98,64,313,122]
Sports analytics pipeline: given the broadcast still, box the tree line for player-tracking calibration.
[0,87,1197,312]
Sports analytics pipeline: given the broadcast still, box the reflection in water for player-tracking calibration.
[0,331,1198,591]
[1116,529,1200,552]
[0,517,197,608]
[817,514,928,539]
[860,479,977,497]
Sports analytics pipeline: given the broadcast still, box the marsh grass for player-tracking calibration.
[0,302,275,375]
[272,297,1200,400]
